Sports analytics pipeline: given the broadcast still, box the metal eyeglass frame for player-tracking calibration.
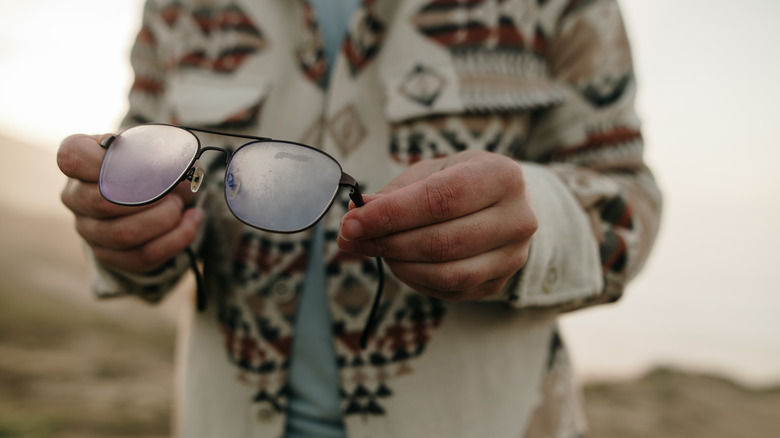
[100,123,384,349]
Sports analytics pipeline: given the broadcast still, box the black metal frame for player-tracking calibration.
[99,124,367,216]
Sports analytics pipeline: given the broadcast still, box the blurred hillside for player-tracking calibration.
[1,134,778,437]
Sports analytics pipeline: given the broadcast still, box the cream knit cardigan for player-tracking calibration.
[87,0,662,436]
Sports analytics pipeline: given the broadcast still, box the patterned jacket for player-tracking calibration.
[88,0,662,436]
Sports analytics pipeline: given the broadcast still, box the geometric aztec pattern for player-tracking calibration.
[412,0,547,53]
[160,2,268,74]
[342,2,386,76]
[123,0,648,422]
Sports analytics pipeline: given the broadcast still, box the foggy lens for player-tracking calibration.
[225,142,342,232]
[99,125,199,205]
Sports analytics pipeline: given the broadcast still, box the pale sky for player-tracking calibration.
[1,0,779,385]
[0,0,144,146]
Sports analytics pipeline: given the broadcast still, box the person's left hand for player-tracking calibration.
[338,150,538,301]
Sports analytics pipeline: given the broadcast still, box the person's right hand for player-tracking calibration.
[57,134,204,275]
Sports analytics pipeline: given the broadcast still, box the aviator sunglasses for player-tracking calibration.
[99,123,383,348]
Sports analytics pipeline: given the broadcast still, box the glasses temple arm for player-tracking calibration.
[185,247,208,312]
[360,257,384,349]
[339,172,384,349]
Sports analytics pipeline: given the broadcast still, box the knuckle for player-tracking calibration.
[87,189,115,217]
[524,210,539,236]
[426,230,455,262]
[367,238,391,258]
[507,242,531,272]
[73,219,93,243]
[509,213,537,240]
[140,243,167,268]
[424,181,457,220]
[502,156,524,180]
[428,265,474,296]
[90,246,111,266]
[110,223,139,248]
[471,279,505,300]
[376,199,402,234]
[526,212,539,235]
[497,159,525,195]
[179,218,199,245]
[428,269,456,294]
[517,247,530,269]
[60,181,76,211]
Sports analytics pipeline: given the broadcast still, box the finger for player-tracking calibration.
[339,208,501,261]
[345,192,537,261]
[57,134,111,182]
[77,194,185,250]
[61,178,155,219]
[91,206,204,274]
[386,243,529,301]
[402,275,509,302]
[341,160,510,240]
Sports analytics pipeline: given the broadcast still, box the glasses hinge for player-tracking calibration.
[99,135,116,148]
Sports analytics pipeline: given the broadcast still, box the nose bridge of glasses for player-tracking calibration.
[196,146,230,162]
[177,147,229,192]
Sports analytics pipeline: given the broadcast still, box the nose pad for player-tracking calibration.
[190,166,206,193]
[226,171,241,200]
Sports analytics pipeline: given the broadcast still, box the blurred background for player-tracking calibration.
[1,0,779,437]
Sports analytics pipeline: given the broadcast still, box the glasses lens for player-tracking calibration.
[225,142,342,232]
[99,125,199,205]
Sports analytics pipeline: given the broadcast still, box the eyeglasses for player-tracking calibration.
[99,123,383,348]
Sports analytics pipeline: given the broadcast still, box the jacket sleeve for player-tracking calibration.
[87,0,194,303]
[504,0,662,312]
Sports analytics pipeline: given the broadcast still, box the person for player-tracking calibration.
[57,0,662,437]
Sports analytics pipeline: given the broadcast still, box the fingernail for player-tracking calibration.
[339,218,364,241]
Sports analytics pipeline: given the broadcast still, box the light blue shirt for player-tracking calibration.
[310,0,361,70]
[285,1,360,437]
[285,224,345,437]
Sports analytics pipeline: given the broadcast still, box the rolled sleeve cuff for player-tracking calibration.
[86,245,191,303]
[506,163,603,308]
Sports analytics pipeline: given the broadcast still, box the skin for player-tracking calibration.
[57,134,203,274]
[338,150,538,302]
[57,135,537,300]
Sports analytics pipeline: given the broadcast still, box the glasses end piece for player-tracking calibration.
[340,173,365,207]
[99,135,116,148]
